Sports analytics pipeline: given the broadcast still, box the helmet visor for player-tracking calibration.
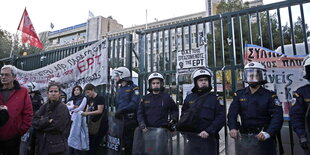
[111,70,121,80]
[244,69,265,83]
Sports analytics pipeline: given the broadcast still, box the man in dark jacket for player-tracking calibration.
[0,65,33,155]
[228,62,283,155]
[181,68,225,155]
[112,67,140,155]
[138,72,179,131]
[290,55,310,154]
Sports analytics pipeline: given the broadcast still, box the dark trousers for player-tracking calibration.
[69,147,86,155]
[236,134,277,155]
[87,118,108,155]
[123,119,138,155]
[0,135,21,155]
[185,135,218,155]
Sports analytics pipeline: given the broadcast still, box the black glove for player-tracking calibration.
[168,119,177,131]
[300,137,309,150]
[115,111,122,119]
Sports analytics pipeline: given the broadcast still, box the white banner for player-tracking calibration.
[16,39,108,97]
[244,44,309,119]
[177,46,207,74]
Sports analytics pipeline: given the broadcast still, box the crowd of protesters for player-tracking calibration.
[0,54,309,155]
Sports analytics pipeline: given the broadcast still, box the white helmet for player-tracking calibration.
[148,72,164,82]
[191,68,213,93]
[302,55,310,80]
[191,68,212,81]
[25,82,39,92]
[49,77,61,83]
[244,62,266,71]
[112,67,131,81]
[244,62,267,84]
[147,72,165,92]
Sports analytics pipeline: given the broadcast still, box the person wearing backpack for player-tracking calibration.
[180,68,225,155]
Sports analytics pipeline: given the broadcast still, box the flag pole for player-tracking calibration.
[9,30,18,58]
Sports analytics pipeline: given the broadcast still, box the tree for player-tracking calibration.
[0,27,44,59]
[0,28,13,59]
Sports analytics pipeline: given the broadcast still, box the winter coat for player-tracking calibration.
[0,80,33,141]
[32,100,71,155]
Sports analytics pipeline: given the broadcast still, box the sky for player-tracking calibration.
[0,0,306,35]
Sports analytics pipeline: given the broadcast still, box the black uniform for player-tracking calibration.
[137,91,179,129]
[290,84,310,153]
[115,82,140,155]
[181,91,225,155]
[228,86,283,155]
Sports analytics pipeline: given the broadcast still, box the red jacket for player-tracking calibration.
[0,81,33,141]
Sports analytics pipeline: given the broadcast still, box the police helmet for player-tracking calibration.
[191,68,212,82]
[191,68,213,93]
[147,72,165,92]
[303,55,310,80]
[112,67,131,81]
[26,82,39,92]
[49,77,61,83]
[148,72,164,82]
[244,62,267,84]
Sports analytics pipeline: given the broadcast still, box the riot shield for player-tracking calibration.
[106,112,124,155]
[173,131,218,155]
[132,127,172,155]
[233,134,277,155]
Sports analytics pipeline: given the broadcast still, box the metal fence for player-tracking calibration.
[137,0,310,154]
[1,0,310,154]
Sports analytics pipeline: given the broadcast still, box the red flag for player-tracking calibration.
[17,8,43,49]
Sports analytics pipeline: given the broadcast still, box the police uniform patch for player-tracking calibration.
[125,89,131,92]
[144,100,150,104]
[134,90,139,95]
[274,99,282,106]
[293,92,299,98]
[304,99,310,102]
[239,98,247,102]
[291,98,296,106]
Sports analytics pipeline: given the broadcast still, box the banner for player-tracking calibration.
[177,46,207,74]
[244,44,308,119]
[17,8,43,49]
[16,39,108,98]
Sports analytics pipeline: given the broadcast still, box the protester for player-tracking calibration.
[67,85,88,155]
[32,82,71,155]
[82,83,108,155]
[0,65,33,155]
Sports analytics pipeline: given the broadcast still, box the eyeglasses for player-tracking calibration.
[0,73,12,77]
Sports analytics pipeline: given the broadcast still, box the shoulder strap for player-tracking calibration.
[191,92,210,109]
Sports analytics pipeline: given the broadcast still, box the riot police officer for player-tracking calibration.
[228,62,283,155]
[290,55,310,154]
[112,67,140,155]
[180,68,225,155]
[26,82,44,113]
[137,72,179,131]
